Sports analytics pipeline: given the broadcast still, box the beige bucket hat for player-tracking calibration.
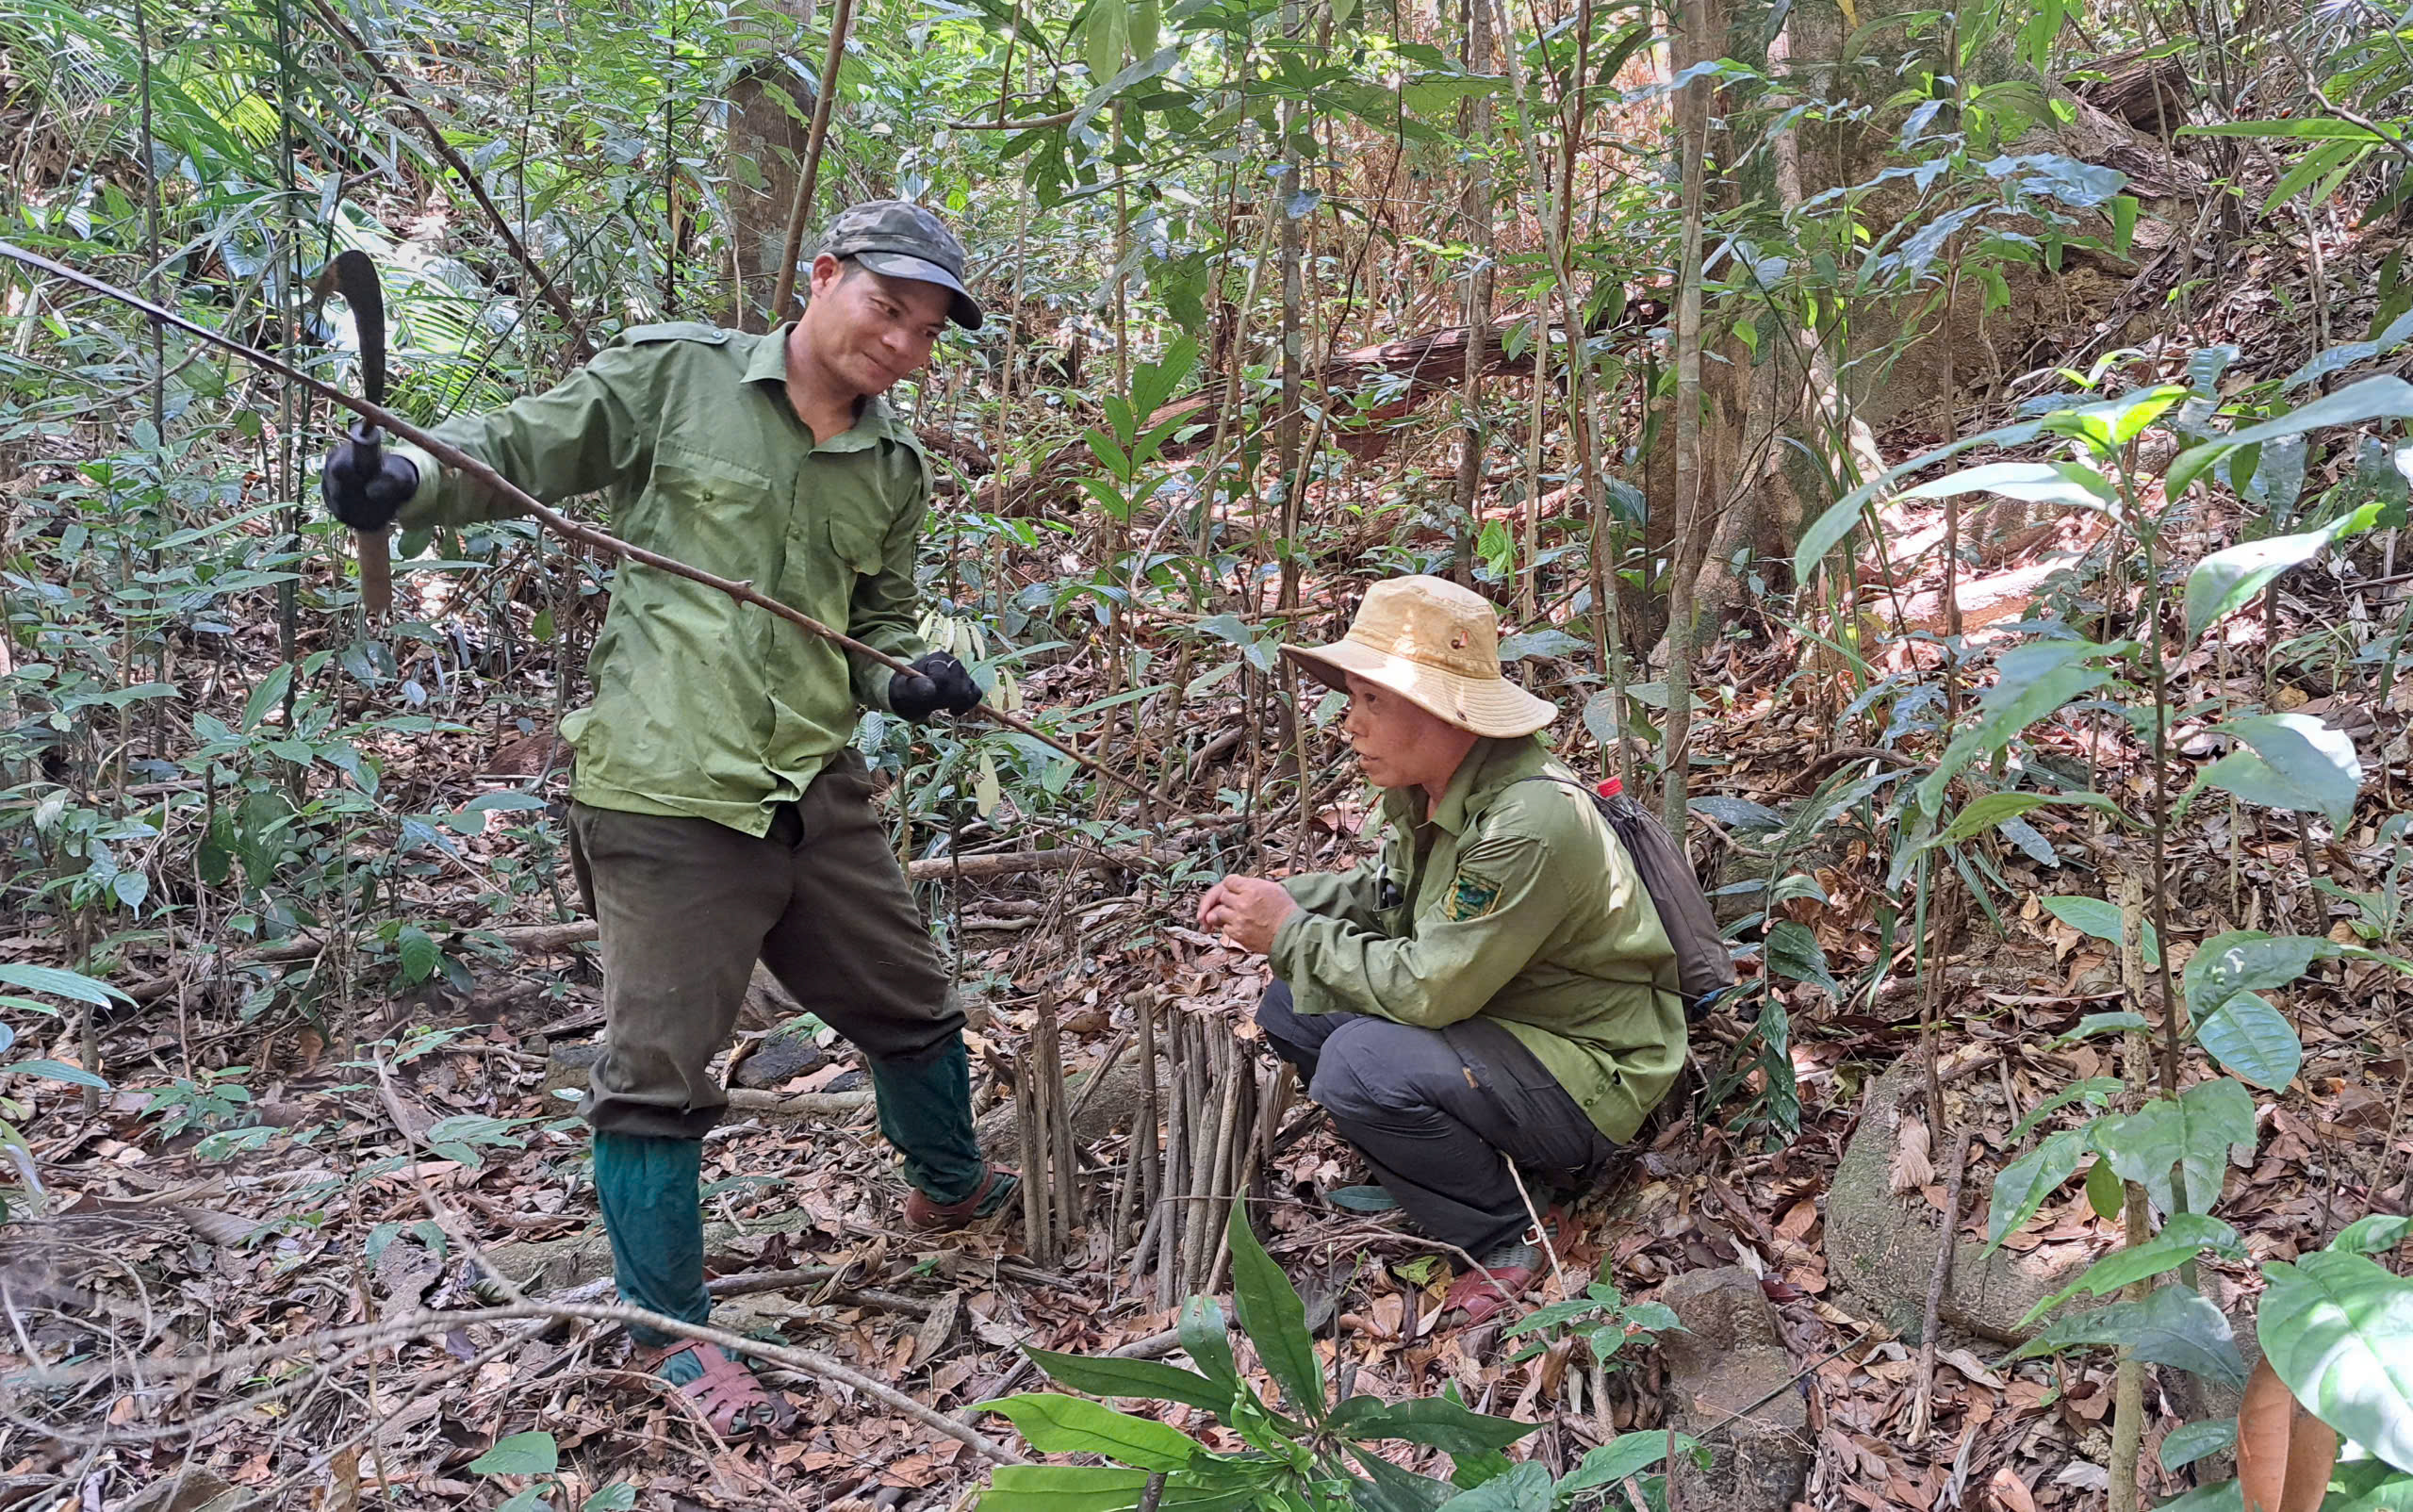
[1281,575,1558,738]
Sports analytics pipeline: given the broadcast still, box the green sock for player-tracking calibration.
[593,1130,710,1382]
[869,1037,987,1204]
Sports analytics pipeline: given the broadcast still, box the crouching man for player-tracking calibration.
[1198,576,1684,1323]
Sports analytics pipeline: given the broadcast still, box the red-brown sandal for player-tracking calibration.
[640,1341,798,1440]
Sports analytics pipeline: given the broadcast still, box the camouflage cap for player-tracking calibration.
[818,200,982,330]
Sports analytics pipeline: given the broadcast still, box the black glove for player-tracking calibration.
[320,426,419,533]
[888,651,981,721]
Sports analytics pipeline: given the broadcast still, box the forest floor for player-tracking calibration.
[8,393,2413,1512]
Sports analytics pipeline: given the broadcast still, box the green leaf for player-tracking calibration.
[2040,895,2161,962]
[2183,930,2339,1019]
[2259,1248,2413,1473]
[1430,1459,1551,1512]
[0,963,130,1008]
[2007,1076,2124,1143]
[2086,1157,2125,1220]
[8,1058,110,1090]
[2333,1214,2413,1255]
[1764,920,1838,997]
[975,1394,1198,1471]
[1177,1294,1239,1388]
[978,1465,1155,1512]
[2010,1285,2248,1388]
[1226,1204,1323,1421]
[1986,1126,2088,1253]
[1557,1433,1712,1497]
[2159,1418,2236,1472]
[241,662,295,732]
[581,1485,637,1512]
[2018,1213,2246,1326]
[1898,461,2116,512]
[2096,1078,2256,1216]
[494,1487,552,1512]
[1326,1395,1540,1454]
[2198,714,2362,828]
[1024,1348,1234,1415]
[1791,417,2047,583]
[1939,791,2114,844]
[2053,1011,2149,1046]
[2179,119,2388,140]
[468,1431,560,1476]
[397,927,442,986]
[2195,992,2302,1089]
[2188,503,2384,642]
[2150,1483,2244,1512]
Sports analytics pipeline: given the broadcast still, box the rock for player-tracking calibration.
[541,1041,606,1102]
[823,1068,866,1093]
[1827,1057,2085,1343]
[733,1031,828,1090]
[1659,1266,1811,1512]
[975,1052,1167,1157]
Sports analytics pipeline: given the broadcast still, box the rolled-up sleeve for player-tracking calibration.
[1279,861,1385,933]
[1270,834,1566,1028]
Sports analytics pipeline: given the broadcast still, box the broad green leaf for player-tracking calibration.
[2007,1076,2124,1143]
[1326,1395,1539,1454]
[2198,714,2362,827]
[494,1487,551,1512]
[2183,931,2339,1019]
[1898,460,2116,512]
[2195,992,2302,1089]
[978,1465,1154,1512]
[1764,920,1839,997]
[2333,1215,2413,1256]
[2086,384,2190,446]
[397,927,442,986]
[2258,1248,2413,1473]
[1918,642,2116,814]
[2054,1011,2149,1046]
[1226,1204,1324,1421]
[1177,1294,1239,1388]
[2168,440,2237,501]
[1556,1432,1712,1497]
[2323,1460,2413,1510]
[0,963,129,1008]
[1344,1445,1463,1512]
[2224,377,2413,448]
[2040,895,2161,962]
[2086,1157,2125,1219]
[2187,504,2383,642]
[469,1431,560,1476]
[975,1393,1198,1471]
[242,662,295,731]
[2159,1418,2236,1472]
[2018,1213,2246,1326]
[2097,1078,2256,1216]
[2180,120,2388,140]
[1430,1459,1551,1512]
[1791,417,2046,583]
[1987,1127,2089,1253]
[8,1059,110,1090]
[2010,1285,2248,1388]
[2149,1483,2243,1512]
[1938,791,2115,844]
[1024,1349,1232,1415]
[581,1486,637,1512]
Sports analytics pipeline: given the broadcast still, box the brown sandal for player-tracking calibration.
[640,1340,798,1440]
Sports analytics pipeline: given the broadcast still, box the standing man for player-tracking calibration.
[1199,576,1685,1324]
[320,203,1014,1437]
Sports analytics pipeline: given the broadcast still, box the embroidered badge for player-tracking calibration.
[1444,872,1501,922]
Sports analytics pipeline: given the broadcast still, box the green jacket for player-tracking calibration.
[390,321,931,836]
[1271,736,1686,1142]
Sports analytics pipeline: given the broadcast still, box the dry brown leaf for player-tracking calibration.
[1937,1348,2004,1389]
[1988,1466,2038,1512]
[2240,1356,2338,1512]
[1893,1116,1935,1193]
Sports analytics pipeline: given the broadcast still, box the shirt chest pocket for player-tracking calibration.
[645,452,778,569]
[827,511,885,580]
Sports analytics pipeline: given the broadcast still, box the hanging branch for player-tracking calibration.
[766,0,857,323]
[0,241,1157,804]
[305,0,591,361]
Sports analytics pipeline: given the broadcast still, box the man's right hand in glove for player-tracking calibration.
[320,427,419,533]
[887,652,982,721]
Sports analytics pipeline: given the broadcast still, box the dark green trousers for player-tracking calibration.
[566,749,967,1145]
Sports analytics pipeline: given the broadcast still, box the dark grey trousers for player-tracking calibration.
[1256,981,1616,1256]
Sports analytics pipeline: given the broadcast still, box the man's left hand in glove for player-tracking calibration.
[888,652,981,721]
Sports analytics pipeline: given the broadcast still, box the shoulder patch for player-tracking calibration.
[1443,871,1502,922]
[619,321,733,346]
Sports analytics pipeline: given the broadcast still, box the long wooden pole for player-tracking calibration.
[1,240,1152,802]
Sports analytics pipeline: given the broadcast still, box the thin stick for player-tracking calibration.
[765,0,856,322]
[1015,1049,1049,1266]
[1909,1126,1973,1444]
[1041,992,1078,1252]
[0,241,1155,803]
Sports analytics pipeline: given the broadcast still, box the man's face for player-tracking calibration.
[802,255,952,398]
[1341,673,1459,791]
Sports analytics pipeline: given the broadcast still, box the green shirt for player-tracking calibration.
[1270,735,1686,1142]
[390,321,931,836]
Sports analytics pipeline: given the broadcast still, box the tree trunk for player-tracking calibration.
[1449,0,1495,587]
[720,0,816,331]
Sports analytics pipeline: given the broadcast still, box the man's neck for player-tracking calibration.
[782,320,866,445]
